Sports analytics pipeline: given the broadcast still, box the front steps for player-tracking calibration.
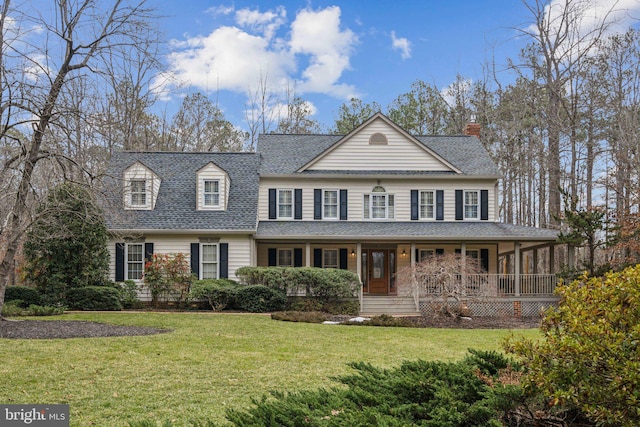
[360,295,420,316]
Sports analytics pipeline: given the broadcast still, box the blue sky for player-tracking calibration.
[147,0,640,131]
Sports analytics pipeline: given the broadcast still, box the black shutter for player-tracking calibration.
[268,188,277,219]
[481,190,489,220]
[115,243,125,282]
[339,249,348,269]
[294,248,303,267]
[190,243,200,278]
[411,190,419,220]
[436,190,444,220]
[268,248,277,266]
[415,249,419,263]
[480,248,489,272]
[144,243,154,263]
[294,188,302,220]
[219,243,229,278]
[339,189,348,220]
[436,248,444,255]
[314,189,322,219]
[314,248,322,267]
[455,190,463,220]
[455,248,462,255]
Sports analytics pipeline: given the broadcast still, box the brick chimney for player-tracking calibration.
[463,114,481,138]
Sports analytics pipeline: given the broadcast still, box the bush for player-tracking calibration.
[66,286,122,311]
[236,285,286,313]
[225,349,524,426]
[113,280,143,309]
[322,299,360,315]
[1,301,24,317]
[506,265,640,426]
[235,266,289,292]
[4,286,42,308]
[271,311,330,323]
[190,279,240,311]
[1,302,64,317]
[345,314,414,327]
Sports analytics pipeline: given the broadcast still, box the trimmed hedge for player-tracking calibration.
[236,285,286,313]
[190,279,240,311]
[66,286,122,311]
[4,286,42,308]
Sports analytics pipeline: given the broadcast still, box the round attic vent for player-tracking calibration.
[369,132,388,145]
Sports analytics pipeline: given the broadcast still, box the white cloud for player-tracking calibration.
[165,5,359,101]
[235,6,286,41]
[289,6,359,98]
[391,31,411,59]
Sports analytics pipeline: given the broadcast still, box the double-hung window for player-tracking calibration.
[323,249,339,268]
[323,190,338,219]
[420,190,435,219]
[364,186,394,219]
[419,249,435,262]
[130,180,147,207]
[203,180,220,207]
[278,249,293,267]
[126,243,144,280]
[278,189,293,219]
[201,243,218,279]
[464,190,479,220]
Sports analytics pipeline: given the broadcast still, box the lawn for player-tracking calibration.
[0,312,539,426]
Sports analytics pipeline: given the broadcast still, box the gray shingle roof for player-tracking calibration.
[104,152,259,232]
[257,134,499,176]
[256,221,558,241]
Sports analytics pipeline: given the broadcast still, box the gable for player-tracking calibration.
[123,161,161,210]
[196,162,230,211]
[301,114,459,173]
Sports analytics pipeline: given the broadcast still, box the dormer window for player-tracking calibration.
[203,180,220,207]
[130,180,147,207]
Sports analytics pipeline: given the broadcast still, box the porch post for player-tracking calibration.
[549,245,555,274]
[356,243,362,281]
[514,242,521,297]
[461,242,467,290]
[567,245,575,269]
[305,242,311,267]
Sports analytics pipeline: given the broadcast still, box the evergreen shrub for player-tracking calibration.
[190,279,240,311]
[4,286,42,308]
[66,286,122,311]
[235,285,286,313]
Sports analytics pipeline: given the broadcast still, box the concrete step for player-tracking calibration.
[360,296,420,316]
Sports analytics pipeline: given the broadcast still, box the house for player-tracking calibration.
[105,113,560,316]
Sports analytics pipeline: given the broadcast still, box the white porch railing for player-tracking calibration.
[417,274,557,297]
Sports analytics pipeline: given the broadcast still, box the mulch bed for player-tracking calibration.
[0,319,170,339]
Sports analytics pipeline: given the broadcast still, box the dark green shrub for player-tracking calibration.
[322,299,360,315]
[225,349,524,426]
[66,286,122,311]
[27,304,65,316]
[345,314,414,327]
[1,301,24,317]
[113,280,143,309]
[235,266,289,292]
[236,285,286,313]
[4,286,42,308]
[190,279,240,311]
[271,311,330,323]
[288,298,324,312]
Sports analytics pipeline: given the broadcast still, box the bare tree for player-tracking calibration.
[397,253,492,318]
[0,0,158,315]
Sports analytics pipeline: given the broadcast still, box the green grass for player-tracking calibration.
[0,312,539,426]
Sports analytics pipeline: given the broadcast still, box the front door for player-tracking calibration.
[368,250,389,294]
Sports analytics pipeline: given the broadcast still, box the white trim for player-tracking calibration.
[463,189,480,220]
[419,190,436,220]
[202,179,221,209]
[277,248,294,267]
[125,243,144,281]
[322,189,339,220]
[277,189,294,219]
[200,242,219,280]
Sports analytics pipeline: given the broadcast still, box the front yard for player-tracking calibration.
[0,312,538,426]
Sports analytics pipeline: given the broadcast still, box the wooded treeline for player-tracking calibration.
[1,0,639,300]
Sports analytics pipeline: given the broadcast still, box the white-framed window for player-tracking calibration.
[466,249,479,259]
[420,190,435,219]
[419,249,435,262]
[126,243,144,280]
[278,189,293,219]
[464,190,479,220]
[364,186,394,220]
[130,180,147,207]
[201,243,219,279]
[278,249,293,267]
[203,180,220,207]
[323,249,339,268]
[323,190,338,219]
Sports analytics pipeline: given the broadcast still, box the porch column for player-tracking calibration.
[356,243,362,281]
[410,242,416,267]
[514,242,521,297]
[567,245,575,269]
[305,242,311,267]
[460,242,467,289]
[549,245,555,274]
